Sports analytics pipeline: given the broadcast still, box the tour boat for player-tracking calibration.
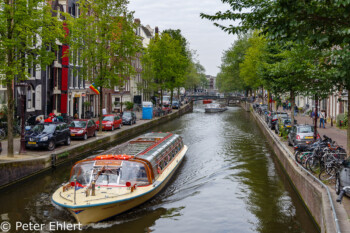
[52,132,187,224]
[203,99,212,104]
[204,103,228,113]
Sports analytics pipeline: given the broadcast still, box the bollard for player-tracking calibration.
[51,154,56,168]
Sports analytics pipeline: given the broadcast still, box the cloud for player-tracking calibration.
[129,0,237,75]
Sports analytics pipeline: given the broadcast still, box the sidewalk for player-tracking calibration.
[0,109,145,161]
[290,110,347,150]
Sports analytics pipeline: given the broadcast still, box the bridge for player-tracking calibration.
[185,95,242,106]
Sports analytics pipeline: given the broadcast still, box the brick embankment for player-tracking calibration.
[243,102,350,233]
[0,103,193,189]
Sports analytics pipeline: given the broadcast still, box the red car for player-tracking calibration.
[96,114,122,131]
[69,119,97,140]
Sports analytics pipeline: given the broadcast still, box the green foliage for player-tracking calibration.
[337,113,348,128]
[216,33,251,93]
[0,0,65,155]
[0,104,8,122]
[239,31,266,89]
[124,101,134,110]
[83,102,91,107]
[67,0,140,88]
[141,31,189,95]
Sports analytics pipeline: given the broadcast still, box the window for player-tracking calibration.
[35,85,42,110]
[26,86,34,109]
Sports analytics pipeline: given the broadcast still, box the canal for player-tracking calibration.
[0,104,318,233]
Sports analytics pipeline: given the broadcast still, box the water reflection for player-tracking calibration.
[0,104,318,233]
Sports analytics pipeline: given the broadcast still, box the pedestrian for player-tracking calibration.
[319,110,325,128]
[282,102,286,111]
[74,113,79,119]
[294,105,298,116]
[44,117,52,123]
[288,102,291,110]
[57,114,64,122]
[311,110,315,119]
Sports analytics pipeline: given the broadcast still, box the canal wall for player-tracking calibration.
[244,103,337,233]
[0,103,193,189]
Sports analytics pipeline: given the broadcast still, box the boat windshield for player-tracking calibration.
[69,160,149,186]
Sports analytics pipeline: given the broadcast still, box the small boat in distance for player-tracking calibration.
[203,99,212,104]
[52,132,187,224]
[205,103,228,113]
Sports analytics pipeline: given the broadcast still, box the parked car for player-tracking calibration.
[288,124,319,146]
[69,119,97,140]
[265,111,275,123]
[122,111,136,125]
[96,114,122,131]
[268,112,288,130]
[172,100,181,109]
[162,96,171,107]
[25,122,71,151]
[257,104,268,115]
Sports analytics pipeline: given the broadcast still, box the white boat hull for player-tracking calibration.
[205,107,227,113]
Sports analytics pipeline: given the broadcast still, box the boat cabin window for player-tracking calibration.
[70,160,150,186]
[70,161,94,185]
[119,161,149,186]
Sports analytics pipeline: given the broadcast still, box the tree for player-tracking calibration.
[141,32,188,107]
[67,0,140,131]
[185,61,206,92]
[201,0,350,153]
[263,42,332,127]
[216,33,251,94]
[162,29,190,104]
[239,31,266,91]
[0,0,65,156]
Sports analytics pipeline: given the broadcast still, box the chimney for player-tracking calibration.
[155,27,159,34]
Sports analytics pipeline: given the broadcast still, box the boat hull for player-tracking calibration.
[205,108,227,113]
[52,145,187,224]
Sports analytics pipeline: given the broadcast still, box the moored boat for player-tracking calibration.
[204,103,228,113]
[52,132,187,224]
[203,99,212,104]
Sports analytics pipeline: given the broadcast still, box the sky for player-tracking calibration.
[128,0,238,76]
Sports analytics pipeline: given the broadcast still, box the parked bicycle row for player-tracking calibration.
[253,103,350,204]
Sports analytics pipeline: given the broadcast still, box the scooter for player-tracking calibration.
[336,160,350,204]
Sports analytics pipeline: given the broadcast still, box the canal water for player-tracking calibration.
[0,104,319,233]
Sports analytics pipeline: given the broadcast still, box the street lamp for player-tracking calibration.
[16,82,28,155]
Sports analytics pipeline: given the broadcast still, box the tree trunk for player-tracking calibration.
[267,90,271,111]
[347,88,350,156]
[7,82,14,157]
[99,87,103,132]
[261,86,264,104]
[160,88,163,108]
[6,1,14,157]
[291,90,295,128]
[314,95,318,141]
[120,94,123,114]
[170,88,174,106]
